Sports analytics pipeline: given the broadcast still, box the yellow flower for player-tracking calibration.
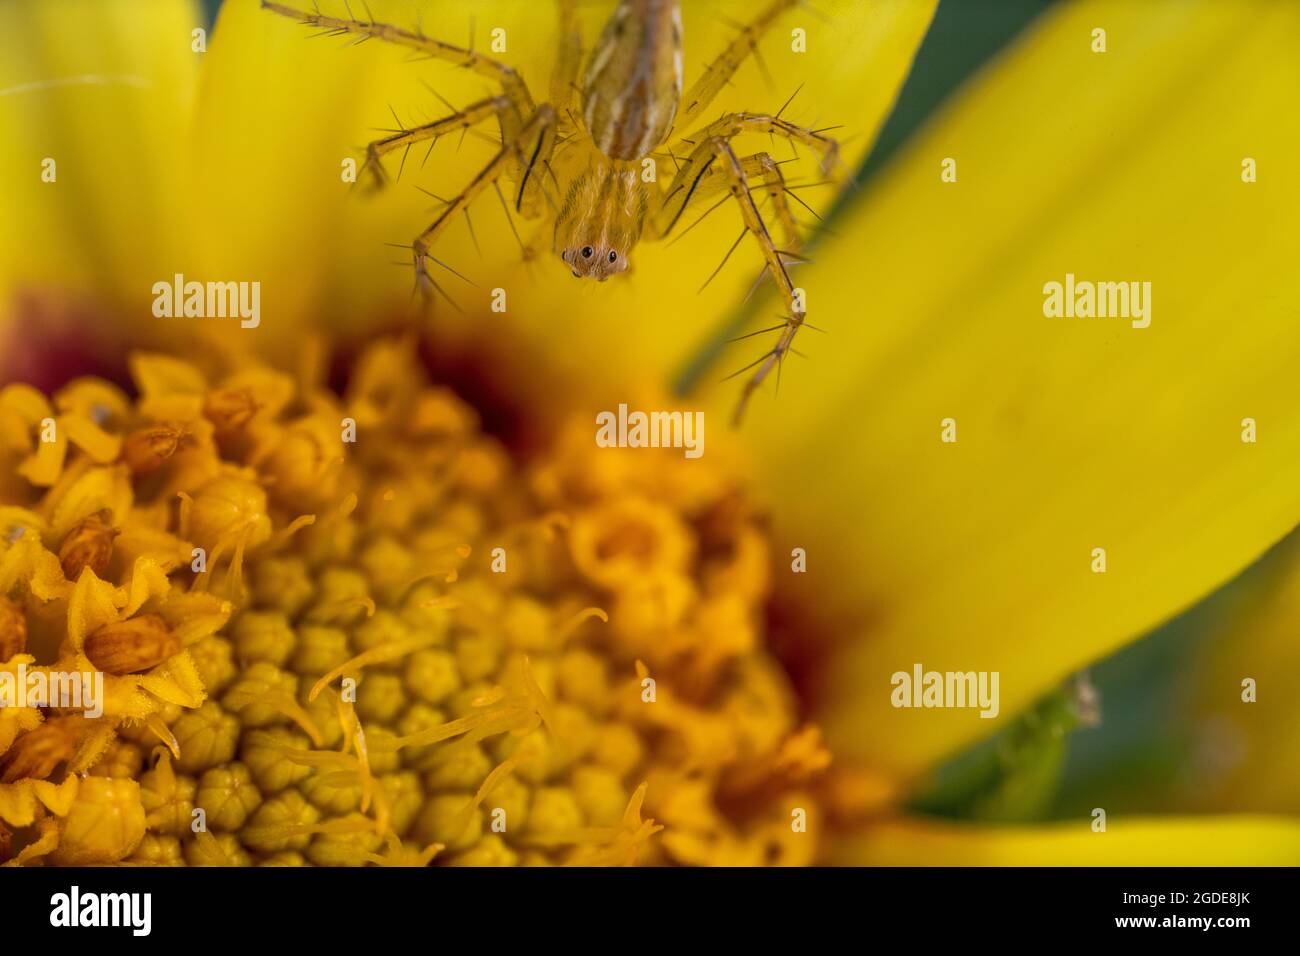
[2,0,1299,866]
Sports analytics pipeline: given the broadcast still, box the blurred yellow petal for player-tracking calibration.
[185,0,450,356]
[720,0,1300,780]
[836,814,1300,866]
[0,0,200,303]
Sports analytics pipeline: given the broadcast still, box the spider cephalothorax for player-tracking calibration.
[554,159,644,281]
[264,0,842,422]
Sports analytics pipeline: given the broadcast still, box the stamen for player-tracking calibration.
[309,634,441,702]
[145,716,181,761]
[557,606,609,644]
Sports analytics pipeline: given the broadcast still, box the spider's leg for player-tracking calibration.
[670,152,801,251]
[676,0,798,132]
[652,111,837,248]
[666,110,841,186]
[652,134,819,425]
[360,95,521,190]
[710,140,803,426]
[520,218,557,265]
[550,0,583,117]
[750,153,802,252]
[410,106,558,305]
[262,1,534,111]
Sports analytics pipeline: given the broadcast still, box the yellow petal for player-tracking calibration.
[88,661,155,720]
[138,650,207,709]
[0,530,68,602]
[0,0,201,303]
[129,352,208,398]
[121,556,172,616]
[45,464,133,539]
[0,692,43,755]
[0,780,40,828]
[7,818,60,865]
[65,568,124,650]
[726,0,1300,780]
[68,722,117,775]
[33,775,81,817]
[835,814,1300,866]
[54,377,132,423]
[16,425,66,487]
[0,384,52,425]
[63,414,123,463]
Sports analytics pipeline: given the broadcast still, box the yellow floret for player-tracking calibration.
[413,794,481,851]
[230,611,296,667]
[50,777,146,865]
[239,728,313,793]
[194,762,262,831]
[242,789,320,853]
[403,649,460,705]
[170,701,240,774]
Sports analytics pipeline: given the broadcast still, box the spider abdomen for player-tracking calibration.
[582,0,683,161]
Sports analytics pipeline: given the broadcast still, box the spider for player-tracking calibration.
[263,0,842,424]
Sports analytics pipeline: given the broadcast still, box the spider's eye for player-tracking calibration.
[581,246,593,259]
[608,250,618,263]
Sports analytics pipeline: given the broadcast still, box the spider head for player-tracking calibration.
[553,158,644,282]
[560,244,629,282]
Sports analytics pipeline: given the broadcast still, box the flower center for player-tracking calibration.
[0,338,827,866]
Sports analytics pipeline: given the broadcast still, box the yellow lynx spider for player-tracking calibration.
[263,0,842,423]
